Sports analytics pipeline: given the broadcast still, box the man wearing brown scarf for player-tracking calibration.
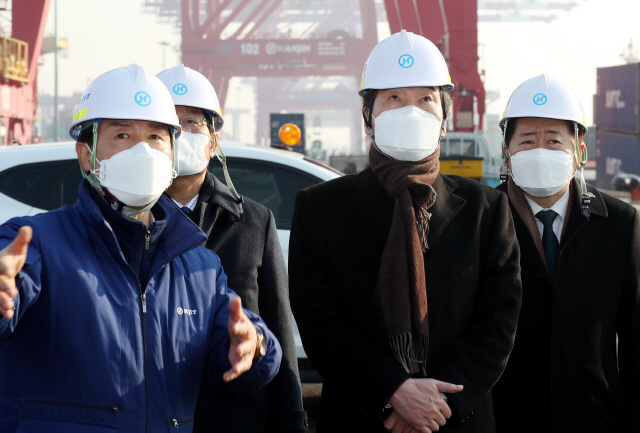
[492,75,640,432]
[289,30,522,433]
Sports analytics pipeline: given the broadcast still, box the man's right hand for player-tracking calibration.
[0,226,32,319]
[386,378,463,433]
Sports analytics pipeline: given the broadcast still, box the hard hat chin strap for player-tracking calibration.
[500,119,510,182]
[575,122,594,217]
[362,90,377,144]
[214,136,245,222]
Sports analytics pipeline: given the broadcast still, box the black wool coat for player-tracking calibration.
[289,167,522,432]
[186,172,307,433]
[493,179,640,433]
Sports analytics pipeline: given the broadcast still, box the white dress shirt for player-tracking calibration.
[171,195,199,211]
[524,188,570,242]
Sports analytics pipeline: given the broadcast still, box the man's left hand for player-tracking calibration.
[224,296,258,382]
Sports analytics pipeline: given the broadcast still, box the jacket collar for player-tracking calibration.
[350,167,465,248]
[76,180,207,270]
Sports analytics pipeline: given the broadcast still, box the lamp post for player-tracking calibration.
[159,41,170,70]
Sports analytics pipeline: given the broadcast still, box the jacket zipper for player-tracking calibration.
[171,418,194,428]
[23,398,120,416]
[141,230,151,432]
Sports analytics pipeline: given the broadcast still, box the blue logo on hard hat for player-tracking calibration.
[135,91,151,106]
[173,83,188,95]
[398,54,414,68]
[533,93,547,105]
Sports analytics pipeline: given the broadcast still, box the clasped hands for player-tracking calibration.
[384,378,463,433]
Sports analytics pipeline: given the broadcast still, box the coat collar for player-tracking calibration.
[350,167,465,248]
[193,171,241,224]
[559,179,607,252]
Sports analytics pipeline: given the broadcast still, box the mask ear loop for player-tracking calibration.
[575,122,594,217]
[500,119,510,182]
[214,135,245,223]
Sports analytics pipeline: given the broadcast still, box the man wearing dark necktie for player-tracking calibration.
[493,74,640,433]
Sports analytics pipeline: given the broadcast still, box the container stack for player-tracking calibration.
[594,63,640,190]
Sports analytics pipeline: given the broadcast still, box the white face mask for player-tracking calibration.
[510,148,575,197]
[90,142,176,207]
[372,105,442,161]
[176,131,211,176]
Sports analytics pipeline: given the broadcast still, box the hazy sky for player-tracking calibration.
[35,0,640,130]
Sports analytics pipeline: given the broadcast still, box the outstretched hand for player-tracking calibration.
[224,296,258,382]
[0,226,32,320]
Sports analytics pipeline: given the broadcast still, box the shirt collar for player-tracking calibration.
[171,195,198,211]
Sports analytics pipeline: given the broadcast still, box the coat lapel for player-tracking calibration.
[499,181,550,283]
[350,167,395,235]
[426,175,466,248]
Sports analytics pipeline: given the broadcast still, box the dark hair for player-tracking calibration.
[504,118,585,147]
[360,87,453,119]
[77,123,94,145]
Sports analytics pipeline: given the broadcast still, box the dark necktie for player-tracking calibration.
[181,206,192,215]
[536,210,559,280]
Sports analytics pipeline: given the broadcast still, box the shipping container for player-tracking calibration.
[595,63,640,134]
[595,130,640,189]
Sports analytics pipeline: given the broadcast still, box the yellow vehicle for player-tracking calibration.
[439,132,501,186]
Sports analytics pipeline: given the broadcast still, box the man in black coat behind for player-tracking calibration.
[492,74,640,432]
[157,65,307,433]
[289,30,522,433]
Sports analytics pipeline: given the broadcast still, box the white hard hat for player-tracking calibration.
[359,30,453,95]
[156,64,224,132]
[500,74,587,133]
[69,64,181,141]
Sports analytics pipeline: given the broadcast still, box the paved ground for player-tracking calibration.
[302,383,322,433]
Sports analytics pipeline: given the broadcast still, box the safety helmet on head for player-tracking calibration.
[359,29,453,95]
[156,64,225,132]
[68,64,181,141]
[499,74,587,133]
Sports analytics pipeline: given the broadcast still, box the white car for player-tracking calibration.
[0,140,342,382]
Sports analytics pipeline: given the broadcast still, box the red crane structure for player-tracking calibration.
[384,0,485,132]
[175,0,379,152]
[0,0,49,145]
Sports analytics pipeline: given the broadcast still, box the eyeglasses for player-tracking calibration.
[179,115,208,134]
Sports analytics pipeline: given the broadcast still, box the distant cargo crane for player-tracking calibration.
[143,0,585,145]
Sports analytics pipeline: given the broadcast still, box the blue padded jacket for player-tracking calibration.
[0,180,282,433]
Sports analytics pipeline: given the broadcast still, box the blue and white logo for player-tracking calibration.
[135,91,151,106]
[398,54,414,68]
[173,83,187,95]
[533,93,547,105]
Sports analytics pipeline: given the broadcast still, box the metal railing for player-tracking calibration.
[0,36,28,83]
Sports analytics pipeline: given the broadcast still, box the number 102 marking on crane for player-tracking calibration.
[241,43,260,55]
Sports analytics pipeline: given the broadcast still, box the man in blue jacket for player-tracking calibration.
[0,64,282,433]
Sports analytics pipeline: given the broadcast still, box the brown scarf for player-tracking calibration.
[369,144,440,378]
